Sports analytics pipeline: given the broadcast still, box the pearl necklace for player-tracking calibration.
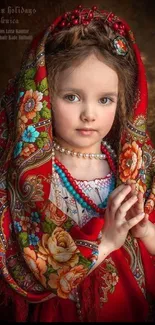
[53,140,107,160]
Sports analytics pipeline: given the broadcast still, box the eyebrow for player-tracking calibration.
[58,88,118,97]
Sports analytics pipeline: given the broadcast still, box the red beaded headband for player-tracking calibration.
[51,4,129,56]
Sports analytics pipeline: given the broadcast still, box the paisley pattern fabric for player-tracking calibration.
[0,7,155,323]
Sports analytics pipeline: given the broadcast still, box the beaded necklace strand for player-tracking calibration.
[52,141,117,214]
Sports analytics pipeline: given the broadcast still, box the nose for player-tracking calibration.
[80,103,96,123]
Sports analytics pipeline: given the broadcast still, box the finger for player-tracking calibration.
[108,184,130,202]
[108,185,132,216]
[126,180,136,194]
[122,181,136,204]
[122,213,145,231]
[115,195,138,220]
[133,191,144,215]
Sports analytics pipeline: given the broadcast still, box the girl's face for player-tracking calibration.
[52,53,118,153]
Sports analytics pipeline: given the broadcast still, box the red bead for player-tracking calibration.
[71,14,75,20]
[68,176,73,182]
[83,20,89,26]
[67,22,71,27]
[63,13,68,19]
[96,207,100,213]
[73,9,79,15]
[89,12,94,19]
[80,193,86,199]
[108,17,112,22]
[113,22,119,30]
[95,17,99,21]
[119,23,125,30]
[60,20,66,28]
[92,5,97,11]
[77,5,83,9]
[119,30,125,36]
[72,19,79,25]
[110,13,114,18]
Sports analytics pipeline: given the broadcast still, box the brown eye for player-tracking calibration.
[100,97,112,105]
[64,95,79,102]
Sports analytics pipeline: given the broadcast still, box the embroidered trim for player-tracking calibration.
[75,240,98,251]
[126,121,146,136]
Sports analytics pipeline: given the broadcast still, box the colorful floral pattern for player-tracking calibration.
[22,126,39,143]
[23,247,47,287]
[45,202,67,226]
[38,228,79,270]
[48,265,87,299]
[119,141,142,182]
[0,10,155,312]
[20,90,43,122]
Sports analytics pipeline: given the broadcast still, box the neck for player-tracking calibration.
[55,151,102,169]
[53,136,103,169]
[54,136,102,154]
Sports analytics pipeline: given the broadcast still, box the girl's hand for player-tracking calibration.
[126,183,150,239]
[101,184,145,253]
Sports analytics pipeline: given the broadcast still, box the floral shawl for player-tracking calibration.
[0,7,155,322]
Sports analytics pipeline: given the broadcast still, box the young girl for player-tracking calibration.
[0,4,155,322]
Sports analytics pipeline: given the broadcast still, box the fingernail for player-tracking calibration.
[139,212,145,216]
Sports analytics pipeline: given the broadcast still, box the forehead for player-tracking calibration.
[57,53,118,91]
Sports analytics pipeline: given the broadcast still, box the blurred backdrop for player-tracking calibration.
[0,0,155,143]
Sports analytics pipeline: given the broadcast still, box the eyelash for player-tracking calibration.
[64,94,114,105]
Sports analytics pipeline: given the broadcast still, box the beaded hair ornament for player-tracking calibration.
[51,4,128,56]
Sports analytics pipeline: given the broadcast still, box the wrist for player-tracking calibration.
[99,237,115,256]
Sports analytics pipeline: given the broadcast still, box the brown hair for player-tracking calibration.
[45,13,138,152]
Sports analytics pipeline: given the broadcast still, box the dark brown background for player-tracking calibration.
[0,0,155,143]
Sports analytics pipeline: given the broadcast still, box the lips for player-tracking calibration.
[76,129,96,136]
[77,128,95,131]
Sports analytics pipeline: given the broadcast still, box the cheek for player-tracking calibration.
[100,108,116,129]
[52,106,75,132]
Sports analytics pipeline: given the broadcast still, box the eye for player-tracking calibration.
[64,94,79,102]
[100,97,113,105]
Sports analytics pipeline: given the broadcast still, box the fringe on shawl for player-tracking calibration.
[0,277,29,322]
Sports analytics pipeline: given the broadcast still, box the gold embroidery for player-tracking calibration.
[98,257,119,307]
[124,234,146,296]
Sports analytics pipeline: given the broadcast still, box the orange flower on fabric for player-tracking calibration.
[38,228,79,270]
[45,203,67,226]
[136,178,146,193]
[119,141,142,182]
[20,89,43,121]
[23,247,47,287]
[48,265,87,298]
[19,216,31,231]
[145,193,155,215]
[20,144,35,157]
